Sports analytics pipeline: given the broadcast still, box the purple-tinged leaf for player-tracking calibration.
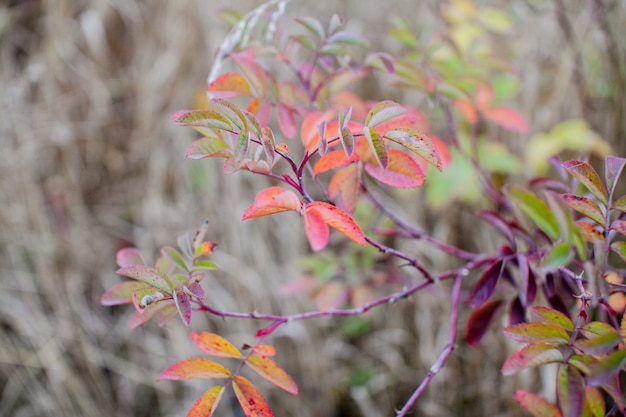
[468,260,504,308]
[256,320,285,338]
[605,156,626,198]
[587,349,626,387]
[327,30,368,47]
[116,247,145,267]
[574,332,620,355]
[101,281,149,306]
[531,306,574,331]
[508,297,526,326]
[187,386,224,417]
[478,211,516,250]
[339,126,355,158]
[547,295,570,319]
[365,52,395,74]
[261,127,277,166]
[513,390,563,417]
[174,289,192,326]
[465,299,503,347]
[159,358,231,380]
[583,387,605,417]
[557,365,584,417]
[610,219,626,237]
[562,160,608,205]
[502,343,564,376]
[363,126,388,169]
[529,177,570,193]
[116,265,173,293]
[517,256,537,307]
[505,185,559,240]
[187,282,206,299]
[504,323,570,344]
[561,194,605,225]
[601,377,625,413]
[610,241,626,263]
[129,299,174,329]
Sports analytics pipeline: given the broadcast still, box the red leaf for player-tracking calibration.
[303,207,330,252]
[502,343,564,376]
[561,193,605,225]
[245,354,299,394]
[513,390,563,417]
[116,247,145,267]
[305,202,366,247]
[328,164,360,213]
[468,260,504,308]
[277,104,297,139]
[232,376,275,417]
[313,149,360,176]
[101,281,149,306]
[575,220,604,242]
[255,320,284,338]
[557,365,584,417]
[208,73,252,99]
[465,299,503,347]
[159,358,231,380]
[252,345,276,357]
[562,160,608,205]
[191,331,243,358]
[187,386,224,417]
[242,187,302,220]
[364,149,425,188]
[483,106,530,133]
[116,265,173,293]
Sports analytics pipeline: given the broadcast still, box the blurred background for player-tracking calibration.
[1,0,625,416]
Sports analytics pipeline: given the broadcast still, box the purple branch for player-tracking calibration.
[396,273,463,417]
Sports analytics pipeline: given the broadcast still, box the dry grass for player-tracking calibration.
[1,1,624,416]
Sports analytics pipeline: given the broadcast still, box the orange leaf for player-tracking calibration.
[242,187,302,220]
[313,149,360,176]
[303,207,329,252]
[454,98,478,124]
[191,331,243,358]
[194,241,217,258]
[305,202,366,247]
[513,390,563,417]
[483,106,530,133]
[277,104,297,139]
[208,73,252,99]
[247,98,272,127]
[475,86,494,112]
[187,386,224,417]
[232,376,275,417]
[159,358,231,380]
[364,149,425,188]
[245,354,299,394]
[328,164,360,213]
[252,345,276,357]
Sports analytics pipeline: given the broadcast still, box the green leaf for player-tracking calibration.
[610,241,626,263]
[583,387,605,417]
[235,130,250,161]
[612,195,626,212]
[159,358,231,380]
[384,129,442,171]
[362,126,388,169]
[192,260,219,271]
[161,246,189,273]
[542,242,573,272]
[502,343,564,376]
[209,98,248,131]
[557,365,584,417]
[294,16,325,39]
[327,30,368,47]
[116,265,173,293]
[562,160,608,205]
[186,136,231,160]
[587,349,626,387]
[513,390,563,417]
[505,186,560,240]
[364,101,406,129]
[504,323,570,344]
[574,331,621,355]
[172,109,233,131]
[531,306,574,331]
[561,194,606,225]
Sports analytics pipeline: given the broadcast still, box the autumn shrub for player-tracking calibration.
[102,2,626,416]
